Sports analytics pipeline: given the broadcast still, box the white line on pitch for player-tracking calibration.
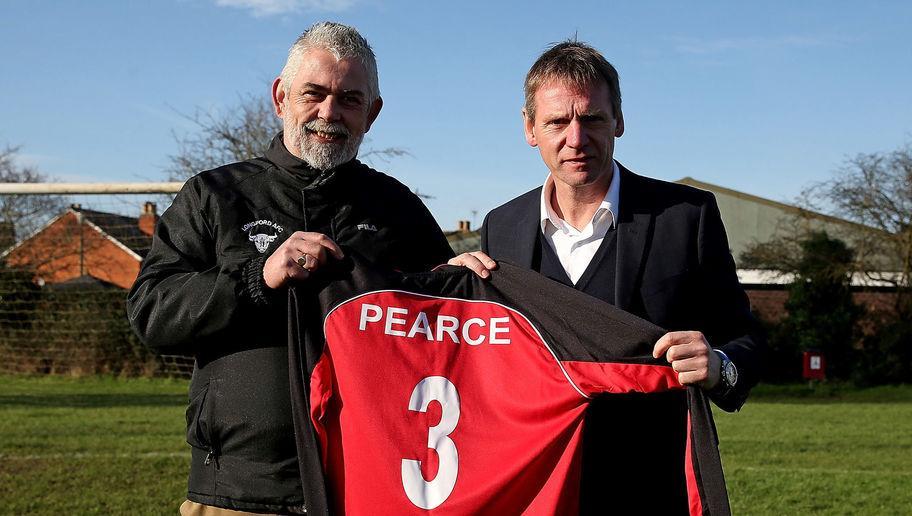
[0,452,186,460]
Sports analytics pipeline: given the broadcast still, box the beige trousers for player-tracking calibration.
[179,500,281,516]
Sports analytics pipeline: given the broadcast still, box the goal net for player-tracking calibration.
[0,183,193,377]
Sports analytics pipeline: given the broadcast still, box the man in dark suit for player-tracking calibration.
[451,41,765,513]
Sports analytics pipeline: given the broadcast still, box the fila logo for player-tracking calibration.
[357,223,378,232]
[241,219,285,253]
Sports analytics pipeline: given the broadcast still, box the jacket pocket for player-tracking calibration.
[186,380,215,455]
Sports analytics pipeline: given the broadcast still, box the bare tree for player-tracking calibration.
[743,141,912,317]
[165,95,282,181]
[805,143,912,315]
[0,145,68,246]
[740,215,814,275]
[166,94,411,181]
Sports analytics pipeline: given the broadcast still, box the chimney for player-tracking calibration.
[138,202,158,236]
[457,220,471,233]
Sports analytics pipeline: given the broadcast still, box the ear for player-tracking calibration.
[522,108,537,147]
[614,109,625,138]
[364,96,383,133]
[271,77,286,118]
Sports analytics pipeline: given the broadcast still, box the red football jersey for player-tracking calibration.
[289,259,731,515]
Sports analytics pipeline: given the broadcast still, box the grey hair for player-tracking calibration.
[280,22,380,104]
[524,40,622,123]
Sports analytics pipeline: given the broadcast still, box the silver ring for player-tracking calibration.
[296,254,315,271]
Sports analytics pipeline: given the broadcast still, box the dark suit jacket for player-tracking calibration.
[481,164,766,410]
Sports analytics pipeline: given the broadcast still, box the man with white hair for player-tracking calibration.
[128,22,453,515]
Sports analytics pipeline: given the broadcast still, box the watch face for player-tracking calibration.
[723,361,738,387]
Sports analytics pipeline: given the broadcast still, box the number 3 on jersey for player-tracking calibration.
[401,376,460,510]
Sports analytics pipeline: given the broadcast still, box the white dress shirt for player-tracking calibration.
[540,162,620,284]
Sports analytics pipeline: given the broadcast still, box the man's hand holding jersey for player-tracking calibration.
[653,331,722,390]
[263,231,345,289]
[447,251,498,279]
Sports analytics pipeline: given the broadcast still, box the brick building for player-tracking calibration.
[0,202,157,290]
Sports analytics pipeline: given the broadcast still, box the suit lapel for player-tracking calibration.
[511,188,542,269]
[615,165,653,310]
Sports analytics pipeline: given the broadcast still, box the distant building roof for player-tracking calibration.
[71,207,153,258]
[673,176,893,270]
[675,177,874,231]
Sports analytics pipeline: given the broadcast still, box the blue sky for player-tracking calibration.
[2,1,910,229]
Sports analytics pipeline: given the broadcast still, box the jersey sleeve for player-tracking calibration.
[487,261,677,397]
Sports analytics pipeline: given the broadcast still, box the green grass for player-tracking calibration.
[715,383,912,515]
[0,375,189,515]
[1,376,909,515]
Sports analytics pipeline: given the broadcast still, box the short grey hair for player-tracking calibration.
[280,22,380,104]
[524,40,621,123]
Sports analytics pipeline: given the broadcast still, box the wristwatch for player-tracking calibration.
[715,350,738,393]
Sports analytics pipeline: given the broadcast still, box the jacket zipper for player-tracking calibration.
[204,446,220,469]
[301,190,307,232]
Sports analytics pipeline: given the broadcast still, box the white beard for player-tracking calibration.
[287,120,363,171]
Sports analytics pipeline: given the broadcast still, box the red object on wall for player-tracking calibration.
[802,351,826,380]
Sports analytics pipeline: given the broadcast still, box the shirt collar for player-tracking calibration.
[540,161,621,233]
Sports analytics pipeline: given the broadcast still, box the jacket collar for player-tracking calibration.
[513,190,543,270]
[265,131,360,187]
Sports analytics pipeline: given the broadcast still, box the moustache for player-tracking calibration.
[303,120,350,139]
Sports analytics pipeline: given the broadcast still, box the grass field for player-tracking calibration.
[0,376,188,515]
[1,376,909,515]
[715,384,912,514]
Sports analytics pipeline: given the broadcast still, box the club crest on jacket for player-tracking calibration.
[241,220,285,253]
